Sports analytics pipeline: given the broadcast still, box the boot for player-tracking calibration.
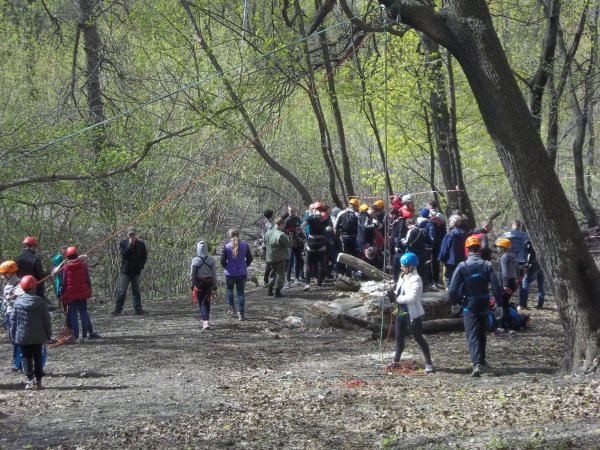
[268,285,274,297]
[274,289,284,298]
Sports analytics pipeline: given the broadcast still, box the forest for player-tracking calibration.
[1,0,599,369]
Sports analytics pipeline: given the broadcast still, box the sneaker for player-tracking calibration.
[471,363,482,377]
[428,284,439,292]
[227,307,236,316]
[535,304,544,310]
[25,379,37,390]
[202,320,210,330]
[283,281,290,289]
[36,378,43,389]
[424,364,434,374]
[89,332,101,339]
[294,279,301,285]
[386,360,400,369]
[481,362,493,373]
[303,284,310,291]
[238,312,245,321]
[111,309,121,316]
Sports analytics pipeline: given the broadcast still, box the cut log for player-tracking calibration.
[334,274,361,292]
[336,253,392,281]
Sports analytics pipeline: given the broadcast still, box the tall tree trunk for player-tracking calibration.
[421,33,475,228]
[396,0,600,373]
[180,0,313,207]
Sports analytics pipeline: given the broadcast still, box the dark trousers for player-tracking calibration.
[463,309,488,365]
[287,247,304,281]
[196,288,211,321]
[337,236,357,276]
[67,300,89,339]
[21,344,44,381]
[115,273,142,311]
[305,251,325,285]
[263,263,273,285]
[268,260,287,290]
[431,244,441,284]
[443,263,457,288]
[225,275,247,313]
[394,316,432,364]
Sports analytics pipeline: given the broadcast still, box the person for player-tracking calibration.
[400,218,431,286]
[191,240,218,329]
[387,252,434,373]
[113,227,148,316]
[10,275,52,390]
[467,221,493,260]
[1,260,24,372]
[373,199,386,224]
[51,246,68,299]
[448,236,502,377]
[518,239,545,309]
[401,194,416,218]
[334,198,360,276]
[428,200,447,287]
[220,229,253,321]
[59,247,92,343]
[364,246,384,271]
[283,207,305,285]
[437,214,467,288]
[502,220,528,268]
[496,237,518,323]
[303,214,327,290]
[265,217,292,297]
[357,204,377,252]
[417,209,437,289]
[387,208,403,271]
[261,209,275,285]
[15,236,50,303]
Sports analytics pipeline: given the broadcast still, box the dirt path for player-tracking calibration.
[1,281,599,449]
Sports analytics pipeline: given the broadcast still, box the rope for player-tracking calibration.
[1,17,358,165]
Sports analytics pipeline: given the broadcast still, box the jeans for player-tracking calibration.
[463,308,488,365]
[196,287,212,320]
[67,300,89,339]
[115,273,142,311]
[394,316,432,365]
[519,263,545,308]
[21,344,44,381]
[225,275,247,313]
[287,247,304,281]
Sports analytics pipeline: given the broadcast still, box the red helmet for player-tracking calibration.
[320,211,329,220]
[65,246,78,257]
[20,275,37,291]
[313,201,325,211]
[22,236,38,247]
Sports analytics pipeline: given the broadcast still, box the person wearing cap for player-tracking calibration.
[15,236,50,302]
[448,236,502,377]
[113,228,148,315]
[10,275,52,390]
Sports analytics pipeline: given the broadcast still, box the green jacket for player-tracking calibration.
[265,227,292,263]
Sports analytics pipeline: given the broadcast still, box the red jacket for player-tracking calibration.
[60,259,91,303]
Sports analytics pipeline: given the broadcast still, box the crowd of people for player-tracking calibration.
[0,195,547,388]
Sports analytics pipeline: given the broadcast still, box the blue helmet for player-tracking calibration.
[400,252,419,267]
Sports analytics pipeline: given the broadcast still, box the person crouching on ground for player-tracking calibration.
[59,247,92,344]
[10,275,52,390]
[221,229,253,321]
[191,240,218,330]
[387,252,434,373]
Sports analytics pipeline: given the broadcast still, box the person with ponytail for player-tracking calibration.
[220,229,253,320]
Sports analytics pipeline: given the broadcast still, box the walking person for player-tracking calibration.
[221,229,253,320]
[448,236,503,377]
[191,240,218,330]
[113,228,148,316]
[387,252,434,373]
[265,217,292,297]
[10,276,52,390]
[59,247,92,343]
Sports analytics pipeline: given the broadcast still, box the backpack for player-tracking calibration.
[501,304,529,330]
[337,210,358,235]
[192,256,214,290]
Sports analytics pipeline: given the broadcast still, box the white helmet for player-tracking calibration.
[402,194,414,203]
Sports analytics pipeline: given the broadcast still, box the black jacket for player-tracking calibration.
[119,239,148,276]
[15,249,47,297]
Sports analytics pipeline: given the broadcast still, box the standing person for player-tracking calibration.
[220,229,253,321]
[468,221,494,260]
[1,260,24,372]
[16,236,50,304]
[191,240,218,330]
[334,198,360,276]
[401,194,416,219]
[265,217,292,298]
[303,214,327,291]
[261,209,275,286]
[428,200,447,288]
[51,246,68,299]
[401,219,431,286]
[10,276,52,390]
[283,207,305,285]
[519,239,545,309]
[357,205,378,252]
[437,215,467,288]
[503,220,528,269]
[449,236,503,377]
[387,252,434,373]
[495,237,518,322]
[60,247,92,343]
[112,227,148,316]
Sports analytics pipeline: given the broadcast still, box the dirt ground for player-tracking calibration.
[1,278,599,450]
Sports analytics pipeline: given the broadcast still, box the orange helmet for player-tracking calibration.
[20,275,37,291]
[0,260,18,274]
[465,236,481,248]
[495,237,512,249]
[349,198,360,207]
[359,204,369,213]
[374,199,385,209]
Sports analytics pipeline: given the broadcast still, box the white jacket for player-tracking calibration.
[394,271,425,319]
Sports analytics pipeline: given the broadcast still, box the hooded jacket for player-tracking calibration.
[394,270,425,319]
[60,258,92,303]
[10,292,52,345]
[191,241,218,289]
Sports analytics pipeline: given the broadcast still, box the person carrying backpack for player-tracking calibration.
[449,236,502,377]
[401,218,432,286]
[334,198,360,276]
[191,241,218,330]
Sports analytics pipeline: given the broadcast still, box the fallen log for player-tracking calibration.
[337,253,392,281]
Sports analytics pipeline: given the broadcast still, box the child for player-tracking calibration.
[1,260,24,372]
[388,252,434,373]
[191,241,218,330]
[59,247,92,343]
[11,275,52,389]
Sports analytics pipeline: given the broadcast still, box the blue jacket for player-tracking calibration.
[437,227,467,266]
[448,255,502,306]
[503,229,528,263]
[10,292,52,345]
